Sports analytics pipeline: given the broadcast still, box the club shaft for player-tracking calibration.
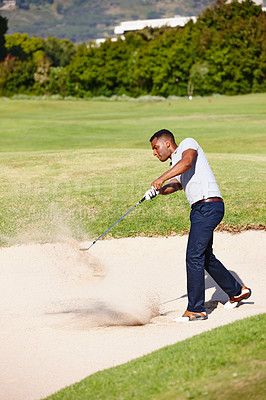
[80,196,145,251]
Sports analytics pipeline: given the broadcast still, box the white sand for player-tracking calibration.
[0,231,265,400]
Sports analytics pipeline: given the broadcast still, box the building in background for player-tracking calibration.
[95,15,196,45]
[114,16,196,35]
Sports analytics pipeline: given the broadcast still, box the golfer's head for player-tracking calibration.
[150,129,176,162]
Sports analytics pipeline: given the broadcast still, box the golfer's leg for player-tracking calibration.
[186,210,213,313]
[204,235,242,297]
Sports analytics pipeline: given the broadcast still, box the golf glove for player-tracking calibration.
[144,186,159,200]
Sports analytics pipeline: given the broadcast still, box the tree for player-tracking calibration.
[0,56,36,96]
[5,33,44,61]
[43,36,76,67]
[1,0,265,97]
[0,14,8,61]
[188,62,209,97]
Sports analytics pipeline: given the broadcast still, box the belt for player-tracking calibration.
[192,197,223,209]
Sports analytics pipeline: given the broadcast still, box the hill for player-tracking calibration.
[0,0,214,42]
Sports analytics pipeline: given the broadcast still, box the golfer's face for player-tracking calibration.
[151,137,170,162]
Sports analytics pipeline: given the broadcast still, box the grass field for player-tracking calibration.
[0,93,265,245]
[43,313,266,400]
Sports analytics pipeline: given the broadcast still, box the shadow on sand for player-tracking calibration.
[161,270,253,315]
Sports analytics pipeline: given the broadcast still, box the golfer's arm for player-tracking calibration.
[152,149,197,190]
[160,149,197,183]
[159,180,182,195]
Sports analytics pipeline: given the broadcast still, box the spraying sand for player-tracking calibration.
[0,231,265,400]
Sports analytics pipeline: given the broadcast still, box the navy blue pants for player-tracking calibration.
[186,201,242,313]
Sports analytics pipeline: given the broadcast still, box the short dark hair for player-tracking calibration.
[149,129,175,143]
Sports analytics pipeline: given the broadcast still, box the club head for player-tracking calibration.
[79,240,96,251]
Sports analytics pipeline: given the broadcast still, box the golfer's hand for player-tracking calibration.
[151,178,164,191]
[144,186,159,200]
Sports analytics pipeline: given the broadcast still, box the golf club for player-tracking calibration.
[80,195,146,251]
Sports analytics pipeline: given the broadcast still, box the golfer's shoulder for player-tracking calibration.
[180,137,199,151]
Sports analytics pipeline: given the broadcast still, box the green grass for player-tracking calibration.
[0,94,265,245]
[43,313,266,400]
[0,94,265,153]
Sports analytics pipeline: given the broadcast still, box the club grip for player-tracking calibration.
[139,196,146,204]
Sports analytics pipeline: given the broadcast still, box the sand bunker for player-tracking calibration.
[0,231,265,400]
[0,239,158,328]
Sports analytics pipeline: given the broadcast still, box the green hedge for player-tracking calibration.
[0,1,265,97]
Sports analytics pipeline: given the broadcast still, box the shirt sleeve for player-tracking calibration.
[168,138,198,185]
[168,175,181,185]
[180,138,199,153]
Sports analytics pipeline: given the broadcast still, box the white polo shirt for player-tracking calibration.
[169,138,222,206]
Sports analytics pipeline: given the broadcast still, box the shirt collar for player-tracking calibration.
[170,147,178,165]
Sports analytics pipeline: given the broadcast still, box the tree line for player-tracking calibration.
[0,0,265,98]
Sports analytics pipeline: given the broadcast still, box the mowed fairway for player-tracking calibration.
[0,94,265,245]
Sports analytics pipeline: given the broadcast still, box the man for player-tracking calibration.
[145,129,251,321]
